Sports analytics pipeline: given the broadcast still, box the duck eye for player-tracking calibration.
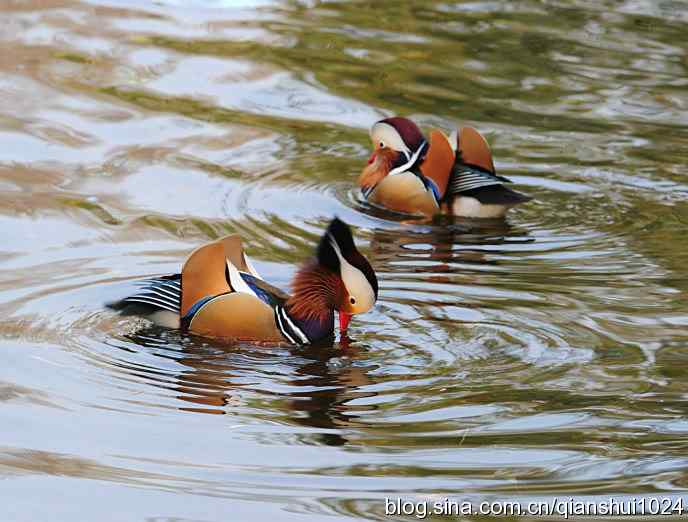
[379,141,385,148]
[350,297,356,305]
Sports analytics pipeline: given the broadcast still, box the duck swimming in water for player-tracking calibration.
[111,218,378,345]
[359,117,531,218]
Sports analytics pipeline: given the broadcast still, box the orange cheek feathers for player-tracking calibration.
[359,149,395,190]
[359,162,384,190]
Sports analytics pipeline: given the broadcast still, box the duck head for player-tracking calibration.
[358,117,428,194]
[287,218,378,334]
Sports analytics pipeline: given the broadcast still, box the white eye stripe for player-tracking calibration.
[328,233,343,259]
[328,233,375,313]
[371,122,409,154]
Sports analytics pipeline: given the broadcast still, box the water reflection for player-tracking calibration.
[119,328,377,447]
[287,346,375,447]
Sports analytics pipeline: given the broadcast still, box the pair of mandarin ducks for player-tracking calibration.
[113,117,530,345]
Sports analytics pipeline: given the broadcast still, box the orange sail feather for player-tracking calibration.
[457,127,495,174]
[419,129,456,199]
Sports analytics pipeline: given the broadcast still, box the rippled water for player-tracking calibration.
[1,0,688,520]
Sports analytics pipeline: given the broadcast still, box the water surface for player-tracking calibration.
[1,0,688,520]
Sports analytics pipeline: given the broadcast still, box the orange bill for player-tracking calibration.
[419,129,455,200]
[458,127,495,174]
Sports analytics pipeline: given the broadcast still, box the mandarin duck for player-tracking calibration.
[359,117,531,218]
[111,218,378,344]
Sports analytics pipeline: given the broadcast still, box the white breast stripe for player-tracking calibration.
[279,307,309,344]
[275,307,296,344]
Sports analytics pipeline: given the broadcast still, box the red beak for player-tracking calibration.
[338,311,352,333]
[367,152,376,165]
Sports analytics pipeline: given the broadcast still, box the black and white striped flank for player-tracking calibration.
[449,166,513,195]
[122,275,181,313]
